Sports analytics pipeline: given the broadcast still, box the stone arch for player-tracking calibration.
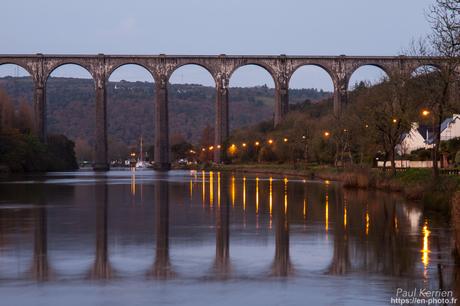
[228,63,277,87]
[45,64,96,162]
[167,62,216,85]
[45,62,95,86]
[0,63,35,133]
[106,64,156,163]
[348,63,391,81]
[228,63,277,131]
[106,62,156,83]
[168,63,216,152]
[0,61,34,77]
[287,64,336,116]
[347,64,390,90]
[288,63,335,88]
[409,63,443,77]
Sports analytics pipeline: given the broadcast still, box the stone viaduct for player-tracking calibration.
[0,54,451,170]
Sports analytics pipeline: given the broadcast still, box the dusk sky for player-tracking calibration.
[1,0,434,89]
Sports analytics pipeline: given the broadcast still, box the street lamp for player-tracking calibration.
[283,138,288,143]
[422,109,430,117]
[324,131,330,137]
[255,141,260,146]
[268,139,274,145]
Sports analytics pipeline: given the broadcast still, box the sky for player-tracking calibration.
[0,0,434,90]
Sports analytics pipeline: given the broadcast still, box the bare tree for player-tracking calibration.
[414,0,460,177]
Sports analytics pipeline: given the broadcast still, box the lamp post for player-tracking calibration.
[421,109,438,173]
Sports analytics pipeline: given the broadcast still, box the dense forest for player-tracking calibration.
[0,76,331,160]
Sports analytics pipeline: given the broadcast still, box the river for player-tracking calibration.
[0,170,457,306]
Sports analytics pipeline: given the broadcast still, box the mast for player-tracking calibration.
[139,136,144,162]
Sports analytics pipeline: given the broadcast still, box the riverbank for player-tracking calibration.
[204,163,460,214]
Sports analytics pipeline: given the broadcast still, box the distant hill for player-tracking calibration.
[0,76,331,148]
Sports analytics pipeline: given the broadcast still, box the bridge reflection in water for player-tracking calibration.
[0,170,457,301]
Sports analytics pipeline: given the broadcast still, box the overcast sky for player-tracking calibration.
[0,0,434,90]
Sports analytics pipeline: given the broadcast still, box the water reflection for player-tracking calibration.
[0,171,457,304]
[148,180,175,279]
[88,182,113,280]
[271,177,292,277]
[29,200,52,281]
[213,175,230,277]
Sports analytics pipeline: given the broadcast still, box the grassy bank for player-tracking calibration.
[204,163,460,214]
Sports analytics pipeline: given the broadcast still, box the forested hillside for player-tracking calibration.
[0,76,331,158]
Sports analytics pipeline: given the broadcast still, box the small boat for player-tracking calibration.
[135,136,150,169]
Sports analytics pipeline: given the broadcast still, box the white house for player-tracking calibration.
[397,114,460,155]
[440,114,460,141]
[397,122,429,155]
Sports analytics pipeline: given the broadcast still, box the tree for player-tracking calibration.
[15,99,34,134]
[74,137,93,162]
[412,0,460,177]
[348,79,414,175]
[0,89,14,132]
[198,124,214,162]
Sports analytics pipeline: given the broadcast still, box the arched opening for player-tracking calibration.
[348,65,389,90]
[46,64,95,165]
[227,65,275,163]
[411,64,441,77]
[0,64,34,134]
[168,64,215,164]
[107,64,155,167]
[229,65,276,129]
[289,65,334,114]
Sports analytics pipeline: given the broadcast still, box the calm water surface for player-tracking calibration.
[0,170,457,306]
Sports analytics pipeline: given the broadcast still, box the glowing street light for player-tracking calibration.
[392,118,398,124]
[283,138,288,143]
[201,148,206,152]
[422,109,430,117]
[254,141,260,146]
[209,146,214,151]
[242,143,247,148]
[229,144,237,155]
[324,131,330,137]
[268,139,274,145]
[217,145,221,149]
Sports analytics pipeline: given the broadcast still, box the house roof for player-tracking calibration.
[425,115,460,144]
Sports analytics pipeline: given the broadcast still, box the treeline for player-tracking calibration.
[227,74,459,173]
[0,89,78,172]
[0,77,331,161]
